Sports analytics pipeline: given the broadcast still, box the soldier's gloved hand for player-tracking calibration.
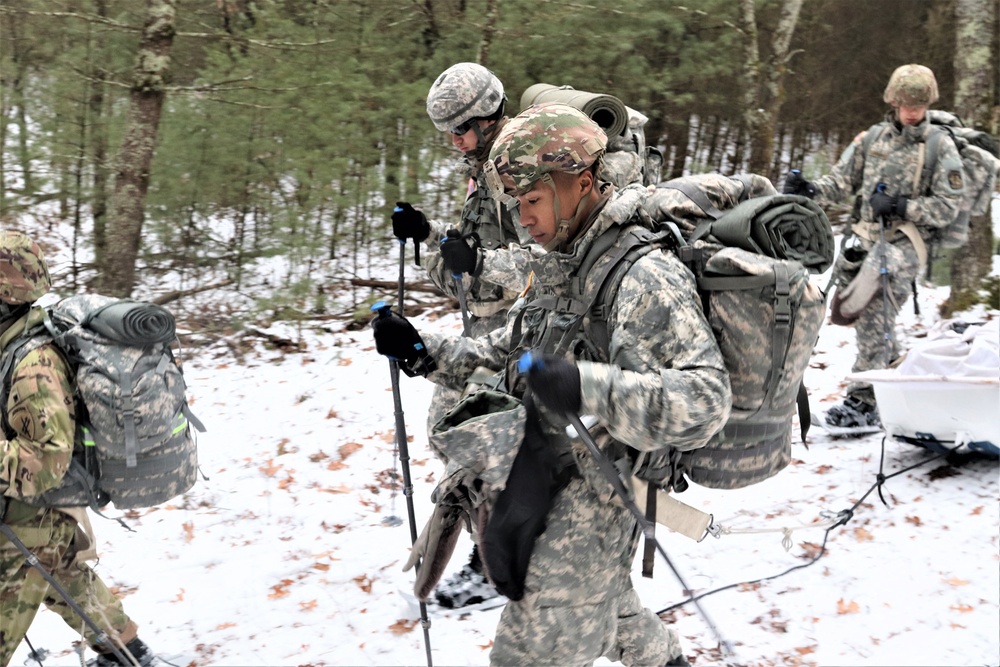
[440,229,483,276]
[782,170,816,198]
[391,202,430,242]
[370,303,436,377]
[518,351,581,416]
[869,188,908,223]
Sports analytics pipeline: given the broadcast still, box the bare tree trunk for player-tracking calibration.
[90,0,110,269]
[740,0,804,179]
[99,0,176,297]
[476,0,499,67]
[945,0,997,315]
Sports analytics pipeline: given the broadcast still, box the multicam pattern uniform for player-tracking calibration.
[812,113,964,403]
[0,309,134,665]
[423,185,732,666]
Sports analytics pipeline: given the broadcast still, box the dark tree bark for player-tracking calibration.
[99,0,176,297]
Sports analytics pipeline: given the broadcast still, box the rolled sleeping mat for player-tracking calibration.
[520,83,629,138]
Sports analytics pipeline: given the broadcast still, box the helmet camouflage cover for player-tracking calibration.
[426,62,505,132]
[883,64,939,107]
[0,230,51,305]
[483,103,608,202]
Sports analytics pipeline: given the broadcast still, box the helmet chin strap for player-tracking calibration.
[541,174,592,253]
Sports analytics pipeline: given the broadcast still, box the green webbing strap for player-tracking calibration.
[763,263,792,412]
[122,364,138,468]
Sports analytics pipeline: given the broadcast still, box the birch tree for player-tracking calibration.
[739,0,803,179]
[945,0,997,313]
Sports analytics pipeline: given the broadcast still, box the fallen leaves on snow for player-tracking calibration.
[836,598,860,614]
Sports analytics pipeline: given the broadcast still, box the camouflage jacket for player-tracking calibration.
[813,112,964,242]
[423,158,540,325]
[424,183,732,495]
[0,309,76,501]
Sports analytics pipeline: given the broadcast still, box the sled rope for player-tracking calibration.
[658,435,963,615]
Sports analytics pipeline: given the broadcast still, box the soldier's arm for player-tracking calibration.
[577,253,732,453]
[811,134,867,208]
[0,346,76,499]
[902,138,965,228]
[476,243,543,294]
[422,313,514,392]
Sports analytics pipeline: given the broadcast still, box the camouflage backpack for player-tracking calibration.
[859,110,1000,249]
[531,182,831,493]
[1,294,205,510]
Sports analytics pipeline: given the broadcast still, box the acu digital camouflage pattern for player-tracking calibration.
[643,173,777,237]
[883,64,939,107]
[419,183,729,665]
[426,62,505,132]
[811,101,964,405]
[486,103,608,197]
[4,295,198,510]
[0,505,136,665]
[490,477,682,665]
[0,230,51,305]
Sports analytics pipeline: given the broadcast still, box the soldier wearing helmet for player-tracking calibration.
[0,231,158,667]
[783,64,964,429]
[372,104,731,666]
[393,63,547,610]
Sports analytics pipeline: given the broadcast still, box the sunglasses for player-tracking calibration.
[449,119,478,136]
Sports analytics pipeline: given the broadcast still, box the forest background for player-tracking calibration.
[0,0,997,335]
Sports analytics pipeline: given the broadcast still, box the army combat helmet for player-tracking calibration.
[883,64,939,107]
[0,230,51,306]
[426,62,506,151]
[483,103,607,250]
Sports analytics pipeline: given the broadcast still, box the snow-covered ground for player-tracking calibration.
[7,202,1000,667]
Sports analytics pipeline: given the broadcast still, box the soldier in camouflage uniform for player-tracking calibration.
[784,64,965,427]
[391,62,546,609]
[372,104,732,666]
[0,231,156,667]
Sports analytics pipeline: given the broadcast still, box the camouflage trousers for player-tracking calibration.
[0,504,134,667]
[490,477,683,666]
[845,238,921,405]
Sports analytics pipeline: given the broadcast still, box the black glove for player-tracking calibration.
[439,229,482,276]
[869,187,908,223]
[370,303,436,377]
[391,202,430,242]
[518,351,581,416]
[782,170,816,198]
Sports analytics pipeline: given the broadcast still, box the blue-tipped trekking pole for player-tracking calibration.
[517,351,737,664]
[371,301,433,667]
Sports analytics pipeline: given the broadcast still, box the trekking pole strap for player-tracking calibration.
[0,519,132,666]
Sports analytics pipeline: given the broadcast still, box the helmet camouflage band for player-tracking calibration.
[883,64,939,107]
[426,62,506,133]
[0,230,51,305]
[483,103,608,201]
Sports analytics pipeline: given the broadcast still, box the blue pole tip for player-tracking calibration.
[371,301,391,315]
[517,350,536,374]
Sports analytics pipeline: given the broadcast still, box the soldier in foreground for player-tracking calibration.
[0,231,157,667]
[372,104,731,666]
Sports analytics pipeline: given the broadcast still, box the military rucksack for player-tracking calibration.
[1,294,205,510]
[529,184,830,493]
[859,110,1000,249]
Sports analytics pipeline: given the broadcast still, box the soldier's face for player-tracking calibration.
[450,119,492,153]
[515,172,592,246]
[896,104,928,126]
